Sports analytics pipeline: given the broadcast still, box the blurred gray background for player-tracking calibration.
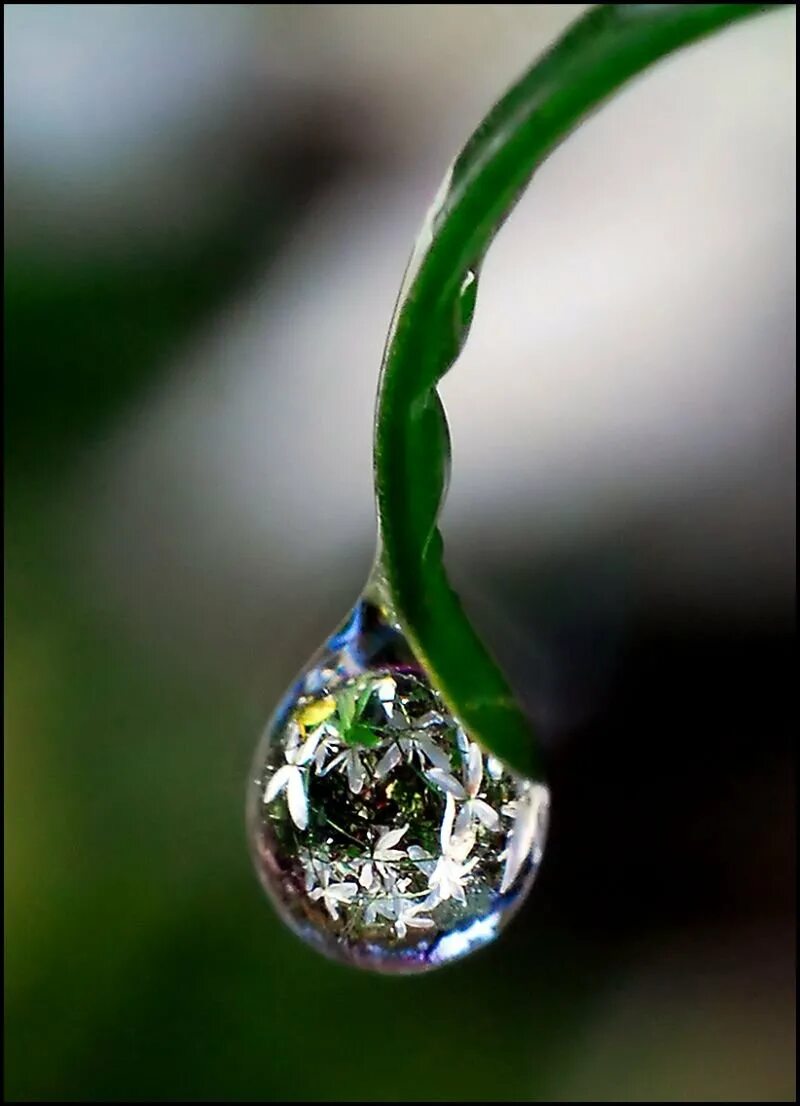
[5,5,796,1101]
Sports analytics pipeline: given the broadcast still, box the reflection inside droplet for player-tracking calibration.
[247,595,549,973]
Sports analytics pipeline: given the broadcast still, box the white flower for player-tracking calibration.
[263,723,321,830]
[308,868,358,920]
[360,824,408,888]
[364,893,396,926]
[426,740,499,835]
[374,824,409,864]
[364,873,406,925]
[312,723,341,773]
[500,785,549,893]
[322,745,367,793]
[394,899,434,940]
[363,876,433,939]
[375,729,451,778]
[426,794,479,906]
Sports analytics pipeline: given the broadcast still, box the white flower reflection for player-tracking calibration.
[312,724,341,773]
[309,868,359,920]
[256,668,549,963]
[263,723,320,830]
[394,899,434,940]
[426,739,499,835]
[375,727,451,778]
[360,824,409,888]
[426,794,479,906]
[322,744,367,793]
[500,785,549,893]
[364,876,434,940]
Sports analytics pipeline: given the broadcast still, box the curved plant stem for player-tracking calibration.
[372,3,783,778]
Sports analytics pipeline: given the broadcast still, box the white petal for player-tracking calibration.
[320,750,346,776]
[461,856,479,876]
[427,769,467,799]
[286,769,309,830]
[500,837,526,893]
[347,751,365,793]
[314,738,338,773]
[378,824,408,851]
[450,829,476,862]
[500,788,549,892]
[436,878,453,903]
[455,726,469,755]
[473,799,500,830]
[453,803,472,839]
[487,755,504,780]
[359,862,373,889]
[406,914,434,930]
[516,793,543,854]
[395,918,407,939]
[284,721,302,754]
[296,731,322,766]
[530,784,551,828]
[375,744,402,779]
[330,882,358,902]
[416,736,451,772]
[264,764,292,804]
[440,794,456,851]
[466,742,483,797]
[407,846,435,876]
[368,897,391,922]
[325,897,339,920]
[422,888,442,910]
[375,861,394,884]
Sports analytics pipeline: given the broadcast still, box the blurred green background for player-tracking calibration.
[4,5,796,1101]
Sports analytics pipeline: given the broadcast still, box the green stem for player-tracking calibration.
[372,3,783,778]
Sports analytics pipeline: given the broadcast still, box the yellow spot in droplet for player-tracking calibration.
[296,696,336,727]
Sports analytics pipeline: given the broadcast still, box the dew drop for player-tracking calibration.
[247,593,549,973]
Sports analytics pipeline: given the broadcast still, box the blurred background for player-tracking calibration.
[4,4,796,1101]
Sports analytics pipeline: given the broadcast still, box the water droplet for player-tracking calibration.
[247,594,549,973]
